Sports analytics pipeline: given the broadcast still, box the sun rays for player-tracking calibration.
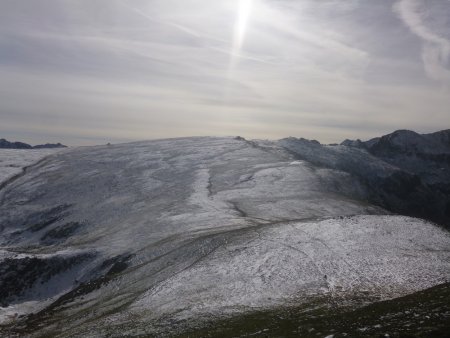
[234,0,253,54]
[229,0,254,71]
[224,0,254,99]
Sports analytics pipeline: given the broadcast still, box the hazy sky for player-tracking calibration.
[0,0,449,145]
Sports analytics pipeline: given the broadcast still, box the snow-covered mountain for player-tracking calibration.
[281,130,450,228]
[0,133,449,337]
[343,130,450,183]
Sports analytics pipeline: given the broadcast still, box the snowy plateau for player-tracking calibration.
[0,131,449,337]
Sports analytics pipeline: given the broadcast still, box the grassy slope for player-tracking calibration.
[180,283,450,338]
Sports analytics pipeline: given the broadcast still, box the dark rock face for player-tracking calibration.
[282,129,450,228]
[0,138,67,149]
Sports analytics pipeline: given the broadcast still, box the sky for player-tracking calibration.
[0,0,449,146]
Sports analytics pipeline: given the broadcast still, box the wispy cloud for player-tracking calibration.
[394,0,450,84]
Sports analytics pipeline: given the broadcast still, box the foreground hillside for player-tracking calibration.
[0,135,449,337]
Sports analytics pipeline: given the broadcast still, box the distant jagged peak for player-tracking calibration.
[0,138,67,149]
[364,129,421,148]
[341,129,450,155]
[371,130,423,153]
[0,138,32,149]
[368,129,449,156]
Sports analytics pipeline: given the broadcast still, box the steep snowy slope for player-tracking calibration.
[0,137,449,336]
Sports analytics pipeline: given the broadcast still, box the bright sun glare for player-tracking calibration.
[234,0,253,53]
[228,0,253,83]
[225,0,254,97]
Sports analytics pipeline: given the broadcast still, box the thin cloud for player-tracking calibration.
[394,0,450,84]
[0,0,449,145]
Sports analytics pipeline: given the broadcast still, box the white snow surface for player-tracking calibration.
[0,148,63,185]
[126,215,449,325]
[0,137,449,336]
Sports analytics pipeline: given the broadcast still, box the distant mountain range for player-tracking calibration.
[0,138,67,149]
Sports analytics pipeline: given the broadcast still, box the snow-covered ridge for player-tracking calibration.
[0,149,64,187]
[0,136,449,336]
